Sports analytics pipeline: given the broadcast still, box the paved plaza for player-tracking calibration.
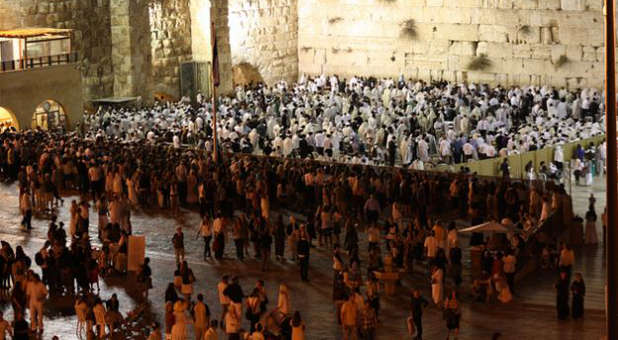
[0,176,608,339]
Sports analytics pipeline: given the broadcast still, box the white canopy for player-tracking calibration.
[458,221,510,233]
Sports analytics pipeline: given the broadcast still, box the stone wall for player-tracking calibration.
[298,0,606,89]
[147,0,193,97]
[213,0,234,94]
[110,0,192,100]
[228,0,298,85]
[0,0,114,100]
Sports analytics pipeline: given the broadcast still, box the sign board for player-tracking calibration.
[128,235,146,272]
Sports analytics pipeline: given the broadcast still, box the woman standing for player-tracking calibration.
[431,266,444,305]
[444,291,461,340]
[277,284,290,316]
[186,170,198,205]
[69,200,79,238]
[96,196,109,241]
[180,261,195,301]
[584,208,598,245]
[274,216,286,262]
[165,302,175,340]
[245,289,261,333]
[555,271,570,320]
[197,215,213,260]
[290,311,306,340]
[571,273,586,319]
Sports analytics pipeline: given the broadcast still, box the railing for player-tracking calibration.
[0,52,78,72]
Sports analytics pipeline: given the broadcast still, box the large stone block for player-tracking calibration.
[538,0,562,9]
[435,24,479,41]
[582,46,597,62]
[479,25,510,43]
[550,45,566,63]
[477,42,512,59]
[561,26,603,46]
[514,0,538,9]
[560,0,585,10]
[449,41,477,56]
[521,59,551,75]
[512,44,533,59]
[566,45,583,61]
[447,0,482,8]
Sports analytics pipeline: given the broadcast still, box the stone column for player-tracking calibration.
[110,0,151,99]
[212,0,233,94]
[189,0,233,95]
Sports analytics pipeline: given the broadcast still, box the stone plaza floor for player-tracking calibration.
[0,175,608,339]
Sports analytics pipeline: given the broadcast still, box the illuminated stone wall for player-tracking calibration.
[110,0,192,99]
[228,0,298,85]
[298,0,605,89]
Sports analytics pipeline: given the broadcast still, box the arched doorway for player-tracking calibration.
[32,100,67,131]
[0,107,19,131]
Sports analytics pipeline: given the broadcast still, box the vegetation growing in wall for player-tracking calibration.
[554,55,569,68]
[300,46,312,52]
[328,17,343,24]
[400,19,417,39]
[331,47,340,54]
[467,54,492,71]
[518,25,531,35]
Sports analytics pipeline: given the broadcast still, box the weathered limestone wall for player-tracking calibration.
[148,0,193,97]
[298,0,605,89]
[0,0,113,99]
[228,0,298,85]
[190,0,213,63]
[111,0,192,100]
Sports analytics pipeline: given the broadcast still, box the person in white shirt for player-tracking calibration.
[218,276,230,328]
[26,274,47,334]
[424,231,439,263]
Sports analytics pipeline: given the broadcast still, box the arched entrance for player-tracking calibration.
[32,99,67,131]
[0,106,19,131]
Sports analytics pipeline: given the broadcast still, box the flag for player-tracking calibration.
[211,21,220,87]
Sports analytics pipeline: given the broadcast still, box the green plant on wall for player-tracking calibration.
[467,54,492,71]
[328,17,343,24]
[400,19,417,39]
[554,55,569,68]
[518,25,531,35]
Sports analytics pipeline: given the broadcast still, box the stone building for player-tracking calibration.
[0,0,610,104]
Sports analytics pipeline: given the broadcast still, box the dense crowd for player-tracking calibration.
[83,76,605,168]
[0,116,595,339]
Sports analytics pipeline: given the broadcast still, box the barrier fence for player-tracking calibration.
[432,134,606,178]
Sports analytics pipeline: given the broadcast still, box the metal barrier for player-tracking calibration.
[433,134,606,179]
[0,52,78,72]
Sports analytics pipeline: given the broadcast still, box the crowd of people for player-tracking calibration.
[83,75,605,168]
[0,75,602,339]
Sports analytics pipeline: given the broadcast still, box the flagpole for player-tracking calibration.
[212,74,218,163]
[210,16,218,164]
[604,0,618,338]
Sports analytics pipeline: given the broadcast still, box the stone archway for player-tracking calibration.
[0,106,19,131]
[32,99,68,132]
